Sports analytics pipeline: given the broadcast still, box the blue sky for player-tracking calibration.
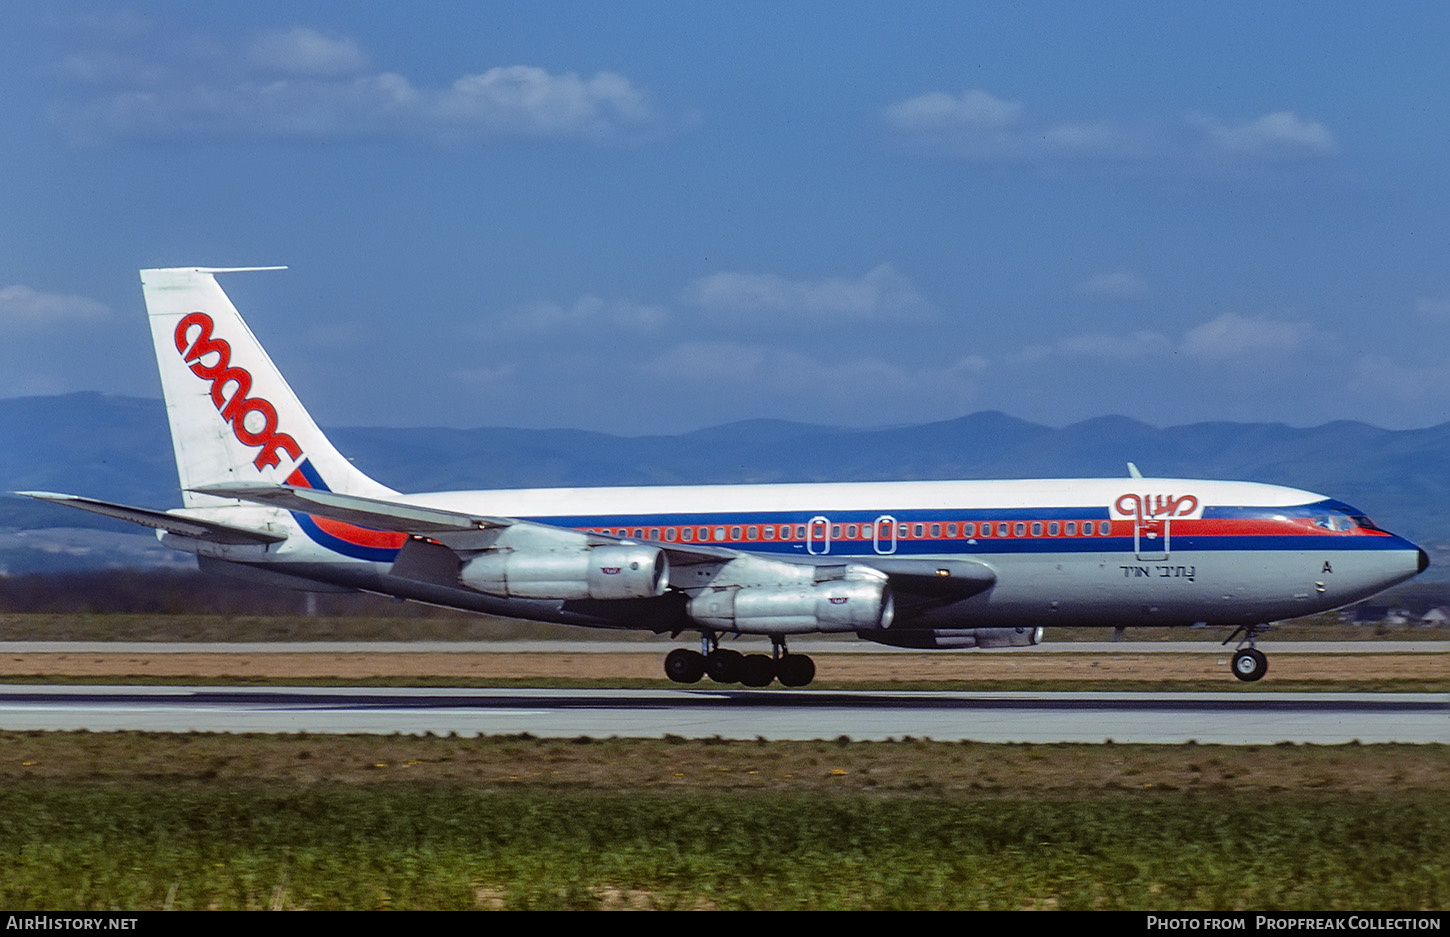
[4,2,1450,434]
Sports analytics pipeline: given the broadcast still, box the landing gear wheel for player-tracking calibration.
[664,648,705,684]
[1232,648,1268,682]
[705,648,744,684]
[776,654,816,687]
[739,654,777,687]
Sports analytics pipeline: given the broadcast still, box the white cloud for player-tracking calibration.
[1016,313,1315,368]
[1075,271,1150,299]
[883,89,1338,167]
[0,285,110,329]
[431,67,653,139]
[643,341,988,410]
[50,27,667,144]
[1180,313,1313,360]
[882,88,1149,161]
[451,363,517,387]
[1020,330,1173,364]
[883,89,1023,132]
[248,28,368,78]
[1415,297,1450,319]
[1189,111,1338,158]
[1349,354,1450,405]
[682,264,931,321]
[500,295,668,334]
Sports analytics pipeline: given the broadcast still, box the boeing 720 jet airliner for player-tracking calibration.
[20,268,1429,686]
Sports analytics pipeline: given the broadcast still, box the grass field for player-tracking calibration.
[1,733,1446,911]
[2,613,1445,910]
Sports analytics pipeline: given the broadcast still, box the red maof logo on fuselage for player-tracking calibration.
[175,312,302,472]
[1112,492,1200,520]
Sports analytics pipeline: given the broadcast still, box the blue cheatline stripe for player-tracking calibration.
[287,458,405,563]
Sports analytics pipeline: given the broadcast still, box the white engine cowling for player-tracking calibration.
[460,545,668,600]
[858,626,1044,649]
[689,579,894,634]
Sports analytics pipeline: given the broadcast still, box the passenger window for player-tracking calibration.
[729,526,741,540]
[997,523,1009,537]
[845,524,858,539]
[946,523,958,537]
[746,526,758,540]
[714,527,727,541]
[929,523,941,537]
[681,528,694,541]
[899,523,910,537]
[1014,522,1026,536]
[665,528,677,541]
[1065,522,1076,536]
[1098,521,1111,535]
[1030,522,1042,537]
[1048,522,1059,536]
[831,525,842,538]
[963,522,975,537]
[913,523,926,538]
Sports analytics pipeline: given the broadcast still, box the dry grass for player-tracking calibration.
[2,731,1445,796]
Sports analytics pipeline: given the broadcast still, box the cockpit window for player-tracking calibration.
[1210,500,1385,533]
[1313,515,1354,531]
[1308,501,1384,532]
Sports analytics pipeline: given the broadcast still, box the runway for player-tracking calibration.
[2,684,1444,743]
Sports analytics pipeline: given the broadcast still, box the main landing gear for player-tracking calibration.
[663,635,816,687]
[1223,624,1271,682]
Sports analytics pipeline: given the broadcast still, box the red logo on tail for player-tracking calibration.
[175,312,302,471]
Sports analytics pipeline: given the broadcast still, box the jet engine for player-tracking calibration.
[460,545,668,600]
[689,578,894,634]
[858,626,1043,649]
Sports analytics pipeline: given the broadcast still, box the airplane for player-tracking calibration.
[18,267,1429,687]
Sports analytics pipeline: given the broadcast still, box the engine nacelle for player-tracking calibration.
[689,579,894,634]
[858,626,1044,650]
[460,545,668,600]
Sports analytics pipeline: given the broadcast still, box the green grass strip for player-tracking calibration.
[2,781,1445,911]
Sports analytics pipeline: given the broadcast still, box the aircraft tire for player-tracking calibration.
[1231,648,1268,682]
[705,648,744,684]
[739,654,777,687]
[776,654,816,687]
[664,648,706,684]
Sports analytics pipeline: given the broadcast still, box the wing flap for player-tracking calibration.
[16,491,287,545]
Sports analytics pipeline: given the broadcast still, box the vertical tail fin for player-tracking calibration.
[141,267,392,506]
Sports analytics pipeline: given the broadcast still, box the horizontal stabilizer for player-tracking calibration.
[15,491,286,545]
[194,483,512,534]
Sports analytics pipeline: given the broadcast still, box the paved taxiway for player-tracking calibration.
[1,685,1444,744]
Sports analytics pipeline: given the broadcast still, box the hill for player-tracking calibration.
[3,393,1449,575]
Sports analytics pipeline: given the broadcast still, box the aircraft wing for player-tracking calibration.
[14,491,287,546]
[197,482,995,600]
[194,482,514,534]
[195,482,744,560]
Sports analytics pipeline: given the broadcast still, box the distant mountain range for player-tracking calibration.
[4,392,1450,576]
